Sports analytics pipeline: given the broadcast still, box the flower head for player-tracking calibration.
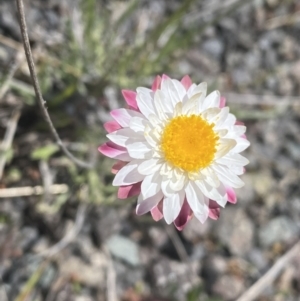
[99,75,250,230]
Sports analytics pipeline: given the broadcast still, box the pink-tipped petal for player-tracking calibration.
[208,200,221,220]
[104,120,122,133]
[181,75,193,90]
[98,142,130,160]
[150,200,163,221]
[118,182,141,199]
[151,75,162,91]
[174,199,193,231]
[121,90,138,110]
[162,74,170,81]
[111,161,126,174]
[220,96,226,108]
[226,186,237,204]
[235,120,245,126]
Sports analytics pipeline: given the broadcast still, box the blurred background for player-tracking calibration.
[0,0,300,300]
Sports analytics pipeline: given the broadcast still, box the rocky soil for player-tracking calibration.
[0,0,299,300]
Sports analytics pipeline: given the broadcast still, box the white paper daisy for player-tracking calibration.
[99,75,250,230]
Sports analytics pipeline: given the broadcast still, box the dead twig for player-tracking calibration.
[0,184,69,198]
[39,160,54,203]
[103,246,118,301]
[0,51,24,101]
[265,11,300,30]
[237,241,300,301]
[38,203,87,258]
[0,109,21,180]
[15,0,93,169]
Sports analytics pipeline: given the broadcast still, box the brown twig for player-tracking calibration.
[38,203,87,258]
[15,0,93,169]
[0,109,21,180]
[237,241,300,301]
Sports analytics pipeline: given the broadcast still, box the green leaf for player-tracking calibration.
[31,144,59,161]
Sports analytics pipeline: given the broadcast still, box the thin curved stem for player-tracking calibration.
[16,0,93,169]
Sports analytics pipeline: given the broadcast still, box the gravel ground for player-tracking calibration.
[0,0,300,300]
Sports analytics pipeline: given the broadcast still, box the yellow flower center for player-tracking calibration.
[161,115,218,172]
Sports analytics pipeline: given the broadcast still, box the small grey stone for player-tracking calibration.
[259,217,298,248]
[212,275,245,300]
[202,38,224,59]
[231,68,252,86]
[247,249,269,271]
[106,235,140,266]
[215,208,254,256]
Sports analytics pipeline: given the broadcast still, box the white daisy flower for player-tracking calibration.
[99,75,250,230]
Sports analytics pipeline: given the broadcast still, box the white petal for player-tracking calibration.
[212,164,245,188]
[144,125,161,148]
[161,178,175,197]
[113,160,144,186]
[231,137,250,153]
[182,93,199,115]
[188,82,207,99]
[141,171,162,199]
[136,190,163,215]
[214,138,237,160]
[163,190,185,224]
[169,170,187,191]
[138,158,162,175]
[126,140,152,159]
[107,128,141,147]
[153,90,168,120]
[200,167,220,188]
[161,78,186,108]
[216,153,249,167]
[196,180,227,207]
[129,117,148,132]
[212,107,229,129]
[154,89,173,114]
[201,91,220,112]
[185,181,209,224]
[136,87,156,118]
[186,83,197,97]
[111,109,143,127]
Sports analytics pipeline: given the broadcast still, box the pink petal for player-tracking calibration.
[162,74,170,81]
[150,200,163,221]
[151,75,162,91]
[121,90,138,110]
[181,75,193,90]
[220,96,226,108]
[235,120,245,126]
[174,199,193,231]
[111,161,126,174]
[98,142,128,159]
[118,182,141,199]
[104,120,122,133]
[226,186,237,204]
[208,200,221,220]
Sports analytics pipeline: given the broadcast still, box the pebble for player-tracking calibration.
[106,235,140,266]
[259,217,298,248]
[215,208,254,256]
[212,275,245,300]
